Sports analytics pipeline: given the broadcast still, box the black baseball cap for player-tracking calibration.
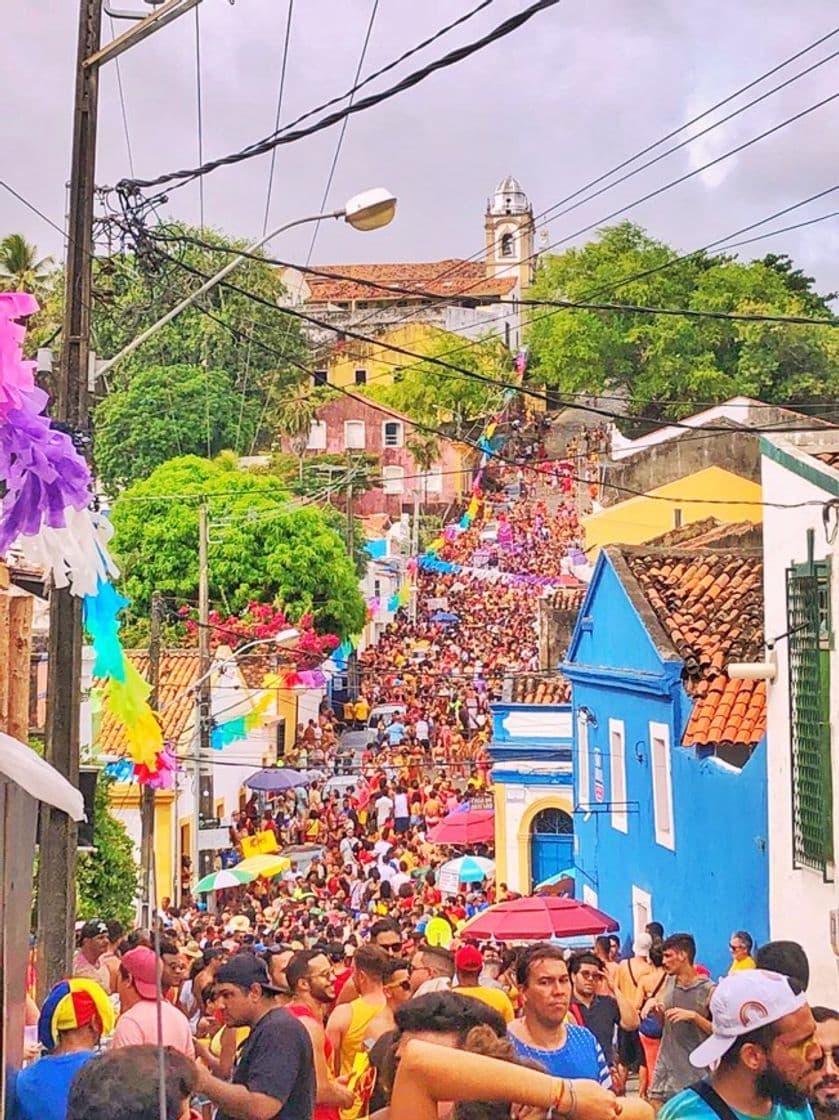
[79,919,108,941]
[216,952,285,994]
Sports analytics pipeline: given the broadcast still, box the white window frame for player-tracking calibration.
[631,885,653,940]
[424,464,443,495]
[382,420,404,448]
[306,420,327,451]
[649,720,675,850]
[609,718,628,833]
[343,420,366,450]
[577,709,590,808]
[381,465,404,495]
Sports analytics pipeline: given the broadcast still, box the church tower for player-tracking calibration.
[485,175,536,291]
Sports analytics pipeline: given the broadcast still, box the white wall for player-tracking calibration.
[762,449,839,1004]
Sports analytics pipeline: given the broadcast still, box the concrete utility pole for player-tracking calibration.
[139,590,163,928]
[38,0,203,989]
[409,489,420,624]
[196,503,214,879]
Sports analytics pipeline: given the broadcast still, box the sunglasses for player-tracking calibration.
[813,1047,839,1070]
[379,942,402,953]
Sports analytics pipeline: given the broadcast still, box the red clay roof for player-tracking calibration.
[95,650,199,758]
[815,450,839,469]
[512,673,571,705]
[623,550,765,748]
[306,260,518,304]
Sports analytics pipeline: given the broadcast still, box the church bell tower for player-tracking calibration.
[485,175,536,291]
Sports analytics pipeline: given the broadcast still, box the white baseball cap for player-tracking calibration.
[690,970,807,1068]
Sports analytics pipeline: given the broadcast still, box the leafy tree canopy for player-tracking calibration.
[362,328,507,428]
[76,773,139,927]
[526,222,839,425]
[94,363,258,492]
[110,455,367,639]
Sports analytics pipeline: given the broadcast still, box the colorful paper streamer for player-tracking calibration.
[0,293,163,782]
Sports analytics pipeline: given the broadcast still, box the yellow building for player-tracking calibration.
[583,466,762,557]
[327,322,457,391]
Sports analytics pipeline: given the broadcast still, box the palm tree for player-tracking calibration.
[0,234,54,292]
[275,393,316,482]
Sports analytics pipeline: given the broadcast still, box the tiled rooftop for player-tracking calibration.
[95,649,199,758]
[815,450,839,469]
[511,673,572,705]
[624,549,765,748]
[546,586,587,611]
[306,260,518,304]
[644,518,761,551]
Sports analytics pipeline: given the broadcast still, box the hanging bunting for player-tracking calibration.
[0,293,164,782]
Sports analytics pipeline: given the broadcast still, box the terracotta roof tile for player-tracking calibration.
[305,259,518,304]
[815,450,839,469]
[95,649,199,758]
[511,673,571,705]
[624,549,765,750]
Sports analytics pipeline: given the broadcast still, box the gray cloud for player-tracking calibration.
[3,0,839,293]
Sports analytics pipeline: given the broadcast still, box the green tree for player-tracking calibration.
[526,222,839,424]
[274,393,316,482]
[94,364,259,492]
[0,233,53,293]
[111,455,366,638]
[76,773,139,926]
[363,328,507,427]
[90,223,308,452]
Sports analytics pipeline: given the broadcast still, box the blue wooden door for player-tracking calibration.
[530,808,574,885]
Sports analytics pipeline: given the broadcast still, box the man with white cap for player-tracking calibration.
[659,970,820,1120]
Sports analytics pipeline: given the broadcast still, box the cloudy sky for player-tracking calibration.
[4,0,839,292]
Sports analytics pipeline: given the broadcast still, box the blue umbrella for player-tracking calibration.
[244,767,308,792]
[439,855,495,883]
[431,610,460,624]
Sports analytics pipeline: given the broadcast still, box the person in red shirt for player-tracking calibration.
[285,951,354,1120]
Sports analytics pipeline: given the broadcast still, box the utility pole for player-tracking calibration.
[38,0,101,994]
[196,503,214,880]
[345,456,359,697]
[37,0,203,992]
[139,590,163,928]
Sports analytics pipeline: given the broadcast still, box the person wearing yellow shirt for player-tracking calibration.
[452,945,515,1024]
[728,930,757,973]
[353,696,369,729]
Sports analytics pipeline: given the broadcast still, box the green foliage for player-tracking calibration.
[0,233,54,293]
[94,364,258,492]
[363,330,507,426]
[526,222,839,425]
[111,455,367,638]
[76,773,139,926]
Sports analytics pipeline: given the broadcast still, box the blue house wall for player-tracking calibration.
[564,551,769,979]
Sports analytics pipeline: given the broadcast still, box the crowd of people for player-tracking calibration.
[14,450,839,1120]
[14,915,839,1120]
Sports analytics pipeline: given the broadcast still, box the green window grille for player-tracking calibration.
[786,558,833,878]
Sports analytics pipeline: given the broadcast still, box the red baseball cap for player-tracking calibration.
[120,947,160,1000]
[455,944,483,971]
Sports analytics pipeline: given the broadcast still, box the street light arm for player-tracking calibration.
[96,209,343,377]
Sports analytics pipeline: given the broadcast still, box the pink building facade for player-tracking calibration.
[288,394,468,518]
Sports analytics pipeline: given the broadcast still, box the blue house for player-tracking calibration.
[563,545,769,978]
[488,700,575,895]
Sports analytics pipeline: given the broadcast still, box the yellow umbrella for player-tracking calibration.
[236,853,292,879]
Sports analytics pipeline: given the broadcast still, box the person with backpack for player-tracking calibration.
[659,970,820,1120]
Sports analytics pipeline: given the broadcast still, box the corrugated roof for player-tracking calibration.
[623,549,765,748]
[306,259,518,303]
[95,650,199,758]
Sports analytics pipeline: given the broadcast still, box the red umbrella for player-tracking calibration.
[427,809,495,845]
[459,895,618,941]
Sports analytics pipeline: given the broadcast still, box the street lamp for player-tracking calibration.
[95,187,398,377]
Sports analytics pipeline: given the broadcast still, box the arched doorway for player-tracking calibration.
[530,807,574,886]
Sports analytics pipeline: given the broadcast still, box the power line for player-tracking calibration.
[0,179,69,241]
[193,5,206,231]
[304,23,839,347]
[261,0,295,237]
[115,0,560,195]
[109,15,136,179]
[305,0,379,265]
